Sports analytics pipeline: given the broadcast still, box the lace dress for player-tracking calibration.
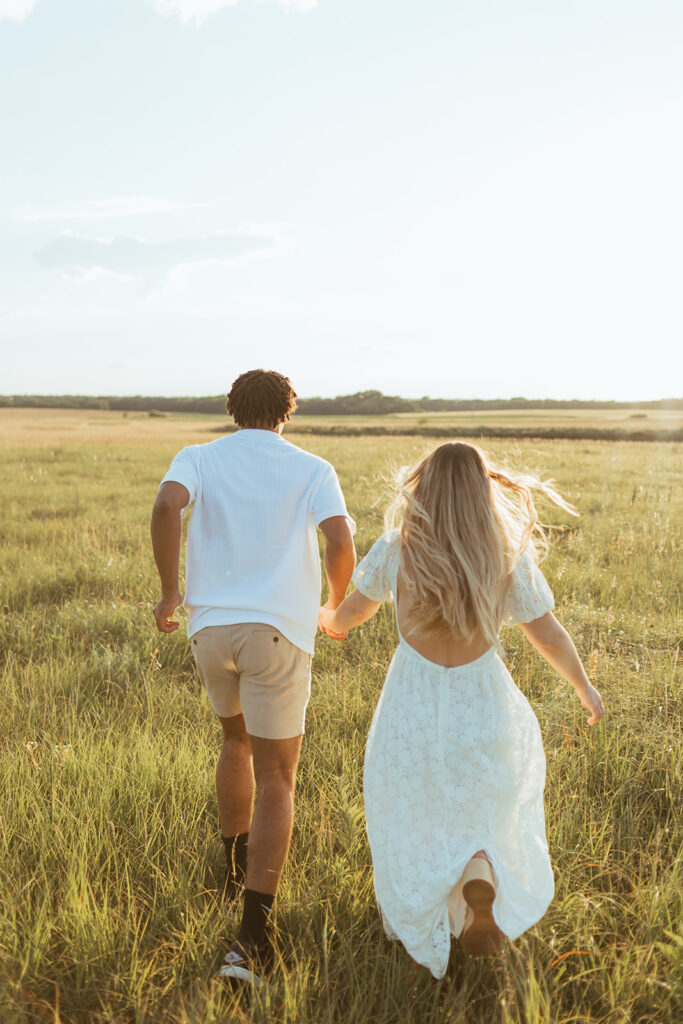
[355,530,556,978]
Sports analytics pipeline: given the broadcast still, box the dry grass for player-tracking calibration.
[0,412,680,1022]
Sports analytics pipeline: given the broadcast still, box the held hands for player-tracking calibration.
[577,682,605,726]
[318,604,347,641]
[153,591,182,633]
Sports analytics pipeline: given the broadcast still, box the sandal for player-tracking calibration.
[461,858,505,956]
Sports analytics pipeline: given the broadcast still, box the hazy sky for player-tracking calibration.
[1,0,681,400]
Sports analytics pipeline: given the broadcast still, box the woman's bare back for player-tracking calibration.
[395,571,491,668]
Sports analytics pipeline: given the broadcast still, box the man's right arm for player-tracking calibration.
[150,481,190,632]
[319,515,356,610]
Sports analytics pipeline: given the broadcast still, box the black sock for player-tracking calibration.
[238,888,275,950]
[222,832,248,896]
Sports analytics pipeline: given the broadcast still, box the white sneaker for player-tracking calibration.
[217,940,270,989]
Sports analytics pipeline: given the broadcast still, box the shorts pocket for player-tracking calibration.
[238,627,286,678]
[191,628,223,677]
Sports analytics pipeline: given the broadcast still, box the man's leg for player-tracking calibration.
[221,625,309,978]
[246,734,302,894]
[216,713,254,835]
[216,713,254,894]
[234,733,302,953]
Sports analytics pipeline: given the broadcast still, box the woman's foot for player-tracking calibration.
[402,955,422,980]
[461,857,505,956]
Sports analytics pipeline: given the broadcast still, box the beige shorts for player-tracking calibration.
[191,623,312,739]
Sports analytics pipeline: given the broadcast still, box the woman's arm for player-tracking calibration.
[319,589,381,640]
[520,612,605,725]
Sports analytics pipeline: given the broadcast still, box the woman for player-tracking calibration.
[319,442,604,979]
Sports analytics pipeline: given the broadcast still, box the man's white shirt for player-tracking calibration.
[160,429,355,654]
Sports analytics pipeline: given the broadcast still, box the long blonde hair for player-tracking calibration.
[385,441,575,646]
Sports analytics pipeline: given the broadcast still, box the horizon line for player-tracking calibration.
[1,392,681,405]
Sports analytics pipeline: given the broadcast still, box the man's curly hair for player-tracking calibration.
[226,369,298,428]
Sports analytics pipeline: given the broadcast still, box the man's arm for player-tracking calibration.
[150,481,190,633]
[319,515,356,611]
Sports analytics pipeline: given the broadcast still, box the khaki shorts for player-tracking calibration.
[191,623,312,739]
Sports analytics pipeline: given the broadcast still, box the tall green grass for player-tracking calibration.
[0,431,680,1023]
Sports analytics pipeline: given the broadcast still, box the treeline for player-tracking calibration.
[296,391,683,414]
[0,394,224,413]
[274,423,683,443]
[1,390,682,414]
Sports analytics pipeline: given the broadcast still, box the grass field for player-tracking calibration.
[2,406,682,444]
[293,408,683,432]
[0,410,681,1023]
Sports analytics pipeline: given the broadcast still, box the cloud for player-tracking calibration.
[0,0,317,26]
[34,229,276,286]
[0,304,21,318]
[0,0,40,21]
[146,0,239,19]
[65,267,140,287]
[144,0,318,24]
[10,196,212,222]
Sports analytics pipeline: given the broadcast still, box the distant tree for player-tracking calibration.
[2,392,682,414]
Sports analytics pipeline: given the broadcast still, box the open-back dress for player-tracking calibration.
[354,530,556,978]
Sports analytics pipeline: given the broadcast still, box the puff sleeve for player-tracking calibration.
[503,549,555,625]
[352,531,399,603]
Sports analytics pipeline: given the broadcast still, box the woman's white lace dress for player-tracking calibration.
[355,530,556,978]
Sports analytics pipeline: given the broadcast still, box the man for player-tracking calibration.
[150,369,356,986]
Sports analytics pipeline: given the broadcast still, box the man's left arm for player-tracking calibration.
[311,463,356,623]
[150,481,190,633]
[319,515,356,611]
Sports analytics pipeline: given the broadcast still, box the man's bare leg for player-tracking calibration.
[224,732,303,962]
[215,714,254,896]
[219,733,303,981]
[246,734,302,895]
[216,713,254,836]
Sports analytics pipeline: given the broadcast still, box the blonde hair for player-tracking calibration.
[385,441,575,646]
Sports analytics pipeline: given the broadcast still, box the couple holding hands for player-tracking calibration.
[151,369,604,989]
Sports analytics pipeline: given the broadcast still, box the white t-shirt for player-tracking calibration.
[159,429,355,653]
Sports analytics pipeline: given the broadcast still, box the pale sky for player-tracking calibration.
[1,0,681,400]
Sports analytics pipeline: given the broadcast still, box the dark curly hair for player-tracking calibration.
[226,369,298,428]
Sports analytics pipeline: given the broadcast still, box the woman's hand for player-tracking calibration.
[319,590,381,640]
[576,682,605,726]
[318,605,347,641]
[521,614,605,726]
